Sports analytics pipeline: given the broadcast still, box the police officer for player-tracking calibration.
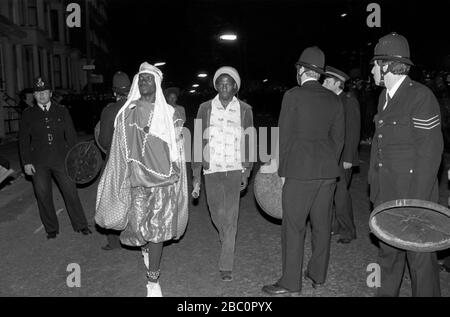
[262,47,345,295]
[19,77,91,239]
[323,66,361,244]
[98,71,131,250]
[369,33,443,296]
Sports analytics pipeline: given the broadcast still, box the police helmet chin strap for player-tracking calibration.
[297,68,305,86]
[378,61,391,87]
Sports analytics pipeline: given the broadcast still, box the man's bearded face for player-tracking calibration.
[138,73,156,96]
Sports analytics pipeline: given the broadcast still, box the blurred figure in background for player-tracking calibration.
[323,66,361,244]
[164,87,186,123]
[97,71,131,251]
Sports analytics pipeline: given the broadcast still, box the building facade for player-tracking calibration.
[0,0,109,138]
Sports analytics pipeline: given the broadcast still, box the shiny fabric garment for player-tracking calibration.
[120,185,178,245]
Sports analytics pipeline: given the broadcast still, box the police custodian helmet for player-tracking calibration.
[371,32,413,66]
[296,46,326,74]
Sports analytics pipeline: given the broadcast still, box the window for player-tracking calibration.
[38,48,44,77]
[53,55,62,88]
[50,9,59,41]
[8,0,14,22]
[18,0,25,26]
[23,45,34,89]
[47,53,52,84]
[44,3,50,33]
[27,0,37,26]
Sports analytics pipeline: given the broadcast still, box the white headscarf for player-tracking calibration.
[114,62,178,162]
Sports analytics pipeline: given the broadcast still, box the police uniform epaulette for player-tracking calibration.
[407,80,429,93]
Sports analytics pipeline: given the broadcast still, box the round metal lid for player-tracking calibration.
[369,199,450,252]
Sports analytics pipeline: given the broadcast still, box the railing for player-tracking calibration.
[1,91,23,135]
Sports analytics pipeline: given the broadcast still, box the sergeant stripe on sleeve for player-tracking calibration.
[412,115,440,130]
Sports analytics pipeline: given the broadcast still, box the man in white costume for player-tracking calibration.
[95,62,188,297]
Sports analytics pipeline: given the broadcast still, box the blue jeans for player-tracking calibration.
[204,170,242,272]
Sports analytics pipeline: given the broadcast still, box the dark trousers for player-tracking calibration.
[377,241,441,297]
[32,163,88,234]
[332,167,356,239]
[278,178,336,291]
[204,170,241,272]
[105,230,121,248]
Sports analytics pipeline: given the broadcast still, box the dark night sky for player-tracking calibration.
[105,0,450,91]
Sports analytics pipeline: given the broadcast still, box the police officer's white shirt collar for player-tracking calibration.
[383,75,407,110]
[38,102,51,112]
[387,75,407,99]
[337,89,343,96]
[301,78,318,86]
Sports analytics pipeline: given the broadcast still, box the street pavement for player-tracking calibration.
[1,139,449,297]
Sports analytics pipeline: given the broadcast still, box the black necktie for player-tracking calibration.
[383,94,391,110]
[43,105,48,112]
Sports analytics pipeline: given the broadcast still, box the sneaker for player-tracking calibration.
[220,271,233,282]
[146,281,162,297]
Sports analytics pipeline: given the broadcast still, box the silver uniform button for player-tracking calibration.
[393,121,397,125]
[378,163,383,167]
[378,134,383,139]
[409,169,413,173]
[379,120,383,124]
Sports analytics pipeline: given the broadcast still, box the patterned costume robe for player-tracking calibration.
[95,101,188,246]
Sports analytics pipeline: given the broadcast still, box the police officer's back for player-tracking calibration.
[263,47,345,296]
[278,54,344,180]
[98,71,131,155]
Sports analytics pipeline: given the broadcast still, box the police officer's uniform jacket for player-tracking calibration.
[19,102,77,167]
[368,76,443,205]
[278,80,345,180]
[339,91,361,166]
[98,98,127,156]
